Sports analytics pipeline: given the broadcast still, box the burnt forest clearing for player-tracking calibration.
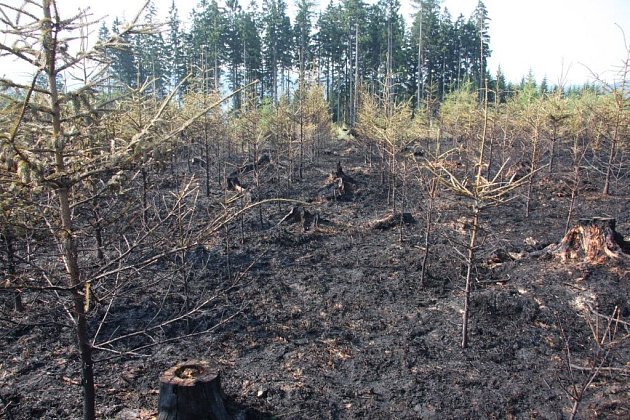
[1,1,630,419]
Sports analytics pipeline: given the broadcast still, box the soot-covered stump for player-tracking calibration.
[553,217,629,263]
[158,360,230,420]
[277,205,319,231]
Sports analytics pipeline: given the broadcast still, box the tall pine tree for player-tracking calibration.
[110,17,136,88]
[166,1,187,91]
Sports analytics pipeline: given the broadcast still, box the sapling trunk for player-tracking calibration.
[525,127,539,218]
[2,226,23,311]
[485,135,493,180]
[565,162,580,234]
[224,225,231,280]
[216,139,222,187]
[204,115,211,197]
[390,144,397,210]
[486,88,500,179]
[602,55,628,195]
[43,2,96,416]
[380,147,386,185]
[461,203,480,349]
[549,128,557,174]
[419,178,437,287]
[94,216,104,261]
[602,120,620,195]
[142,168,148,225]
[287,130,293,189]
[59,178,96,420]
[462,80,489,349]
[298,69,305,180]
[398,162,407,242]
[435,126,442,156]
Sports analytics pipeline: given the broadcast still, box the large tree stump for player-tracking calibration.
[553,217,629,263]
[158,360,230,420]
[226,176,245,192]
[317,162,356,201]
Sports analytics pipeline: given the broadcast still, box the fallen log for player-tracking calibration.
[368,212,416,230]
[158,360,230,420]
[552,217,629,263]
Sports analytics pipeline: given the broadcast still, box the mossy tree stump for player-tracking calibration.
[553,217,629,263]
[158,360,230,420]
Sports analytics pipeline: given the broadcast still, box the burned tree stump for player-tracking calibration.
[553,217,629,263]
[277,205,319,231]
[318,162,355,201]
[334,161,356,185]
[225,154,271,192]
[324,177,345,200]
[226,176,245,192]
[335,161,345,179]
[158,360,230,420]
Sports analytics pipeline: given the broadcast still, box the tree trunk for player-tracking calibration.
[525,128,539,218]
[59,186,96,420]
[158,361,230,420]
[420,178,437,287]
[2,226,23,311]
[42,1,96,417]
[462,205,480,349]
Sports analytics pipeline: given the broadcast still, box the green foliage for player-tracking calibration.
[440,81,480,138]
[356,88,415,150]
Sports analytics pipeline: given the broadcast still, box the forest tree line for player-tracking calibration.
[100,0,497,121]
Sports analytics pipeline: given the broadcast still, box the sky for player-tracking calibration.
[5,0,630,86]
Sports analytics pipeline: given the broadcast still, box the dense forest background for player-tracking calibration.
[98,0,572,121]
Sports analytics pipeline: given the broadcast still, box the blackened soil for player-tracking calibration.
[2,138,629,419]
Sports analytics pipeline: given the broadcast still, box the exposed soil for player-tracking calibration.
[2,135,630,419]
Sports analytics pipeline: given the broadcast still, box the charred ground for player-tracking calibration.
[1,135,629,419]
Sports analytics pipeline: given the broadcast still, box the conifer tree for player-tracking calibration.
[110,17,136,88]
[139,1,168,97]
[240,4,263,93]
[262,0,292,101]
[316,1,345,118]
[472,0,491,101]
[0,3,153,417]
[166,1,187,90]
[225,0,244,108]
[294,0,314,76]
[190,0,225,91]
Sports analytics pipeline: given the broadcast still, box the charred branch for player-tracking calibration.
[368,212,416,230]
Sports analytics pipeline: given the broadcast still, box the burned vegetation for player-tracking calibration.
[2,97,630,418]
